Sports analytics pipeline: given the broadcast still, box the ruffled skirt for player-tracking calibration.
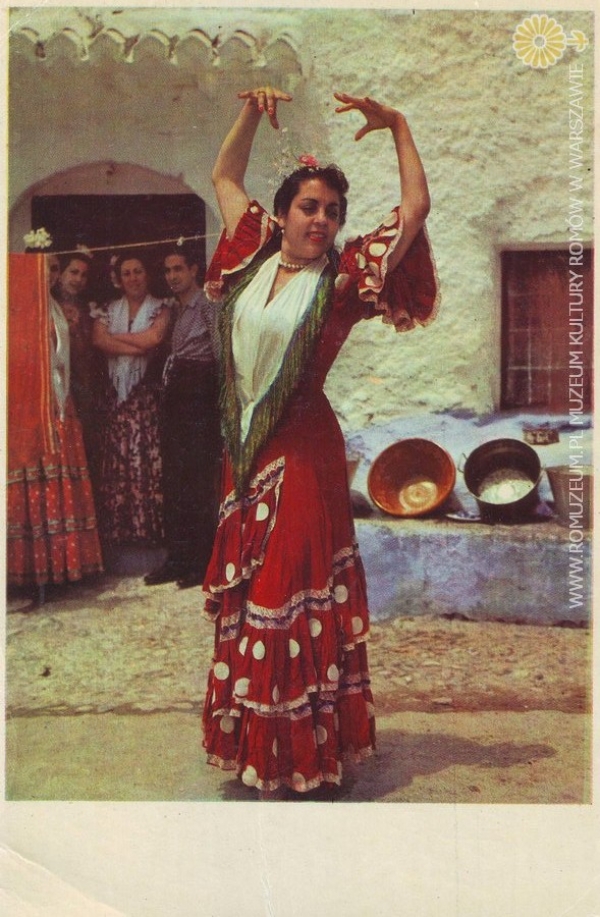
[7,400,103,587]
[202,391,375,794]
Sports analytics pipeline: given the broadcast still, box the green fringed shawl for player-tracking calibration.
[219,248,335,496]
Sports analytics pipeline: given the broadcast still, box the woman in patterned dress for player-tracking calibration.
[7,253,103,598]
[201,87,439,799]
[51,252,107,503]
[93,251,171,546]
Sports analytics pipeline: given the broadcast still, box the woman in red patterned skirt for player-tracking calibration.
[93,252,171,546]
[7,253,103,598]
[202,86,439,798]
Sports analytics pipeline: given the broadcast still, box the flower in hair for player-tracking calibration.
[298,154,320,170]
[23,227,53,250]
[269,130,324,194]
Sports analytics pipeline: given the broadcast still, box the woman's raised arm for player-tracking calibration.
[334,92,431,272]
[212,86,292,239]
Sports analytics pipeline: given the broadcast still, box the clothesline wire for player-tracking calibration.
[39,232,222,257]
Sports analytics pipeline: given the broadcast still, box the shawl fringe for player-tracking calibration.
[219,246,335,495]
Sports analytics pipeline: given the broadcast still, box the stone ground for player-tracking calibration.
[5,573,593,804]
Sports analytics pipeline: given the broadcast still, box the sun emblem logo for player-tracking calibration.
[513,15,566,69]
[512,14,589,69]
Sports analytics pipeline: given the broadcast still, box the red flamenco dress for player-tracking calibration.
[7,254,103,590]
[201,202,438,794]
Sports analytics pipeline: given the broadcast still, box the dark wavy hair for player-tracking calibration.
[114,249,151,278]
[162,243,200,270]
[57,251,93,273]
[273,164,349,227]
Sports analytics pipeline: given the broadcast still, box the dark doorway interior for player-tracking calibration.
[31,193,206,301]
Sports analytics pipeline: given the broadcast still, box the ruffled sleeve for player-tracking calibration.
[336,206,439,332]
[205,201,276,302]
[148,296,170,323]
[90,300,111,327]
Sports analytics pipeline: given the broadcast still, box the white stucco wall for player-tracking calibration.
[8,7,594,430]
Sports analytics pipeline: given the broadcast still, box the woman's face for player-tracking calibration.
[59,258,89,297]
[47,255,61,290]
[119,259,148,301]
[277,178,341,263]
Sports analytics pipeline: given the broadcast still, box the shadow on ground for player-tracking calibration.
[212,730,556,803]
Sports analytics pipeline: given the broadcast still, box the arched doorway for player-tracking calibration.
[10,164,214,575]
[31,192,205,302]
[11,162,211,301]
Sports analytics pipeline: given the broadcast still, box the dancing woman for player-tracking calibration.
[202,87,438,798]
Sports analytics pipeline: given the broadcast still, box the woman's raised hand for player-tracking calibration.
[333,92,403,141]
[238,86,292,129]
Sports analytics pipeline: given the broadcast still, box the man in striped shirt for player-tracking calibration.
[144,244,221,589]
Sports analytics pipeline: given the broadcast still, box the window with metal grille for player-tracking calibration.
[501,249,593,412]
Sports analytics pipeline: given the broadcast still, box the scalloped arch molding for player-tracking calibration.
[12,19,303,70]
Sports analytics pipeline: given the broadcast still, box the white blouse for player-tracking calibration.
[232,252,328,442]
[103,295,165,403]
[49,295,70,420]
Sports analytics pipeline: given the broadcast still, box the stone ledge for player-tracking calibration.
[357,515,591,626]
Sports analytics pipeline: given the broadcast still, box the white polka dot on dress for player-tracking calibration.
[289,639,300,658]
[292,772,307,792]
[235,677,250,697]
[239,636,249,655]
[316,725,328,745]
[309,618,322,638]
[327,664,339,682]
[242,765,258,786]
[255,502,269,522]
[352,616,363,635]
[225,562,236,582]
[220,715,235,734]
[252,640,266,661]
[214,662,230,681]
[334,584,349,604]
[272,685,280,704]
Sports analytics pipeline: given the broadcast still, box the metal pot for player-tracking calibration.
[368,438,456,518]
[462,438,542,524]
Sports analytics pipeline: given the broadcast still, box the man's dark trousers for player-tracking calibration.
[159,359,221,581]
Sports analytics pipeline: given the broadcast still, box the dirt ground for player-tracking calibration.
[5,575,593,803]
[368,614,589,715]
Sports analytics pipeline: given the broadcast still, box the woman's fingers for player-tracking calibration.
[354,125,372,142]
[238,87,292,127]
[334,91,369,106]
[333,91,358,103]
[334,91,397,138]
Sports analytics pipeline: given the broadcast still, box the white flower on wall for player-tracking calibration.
[23,227,53,250]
